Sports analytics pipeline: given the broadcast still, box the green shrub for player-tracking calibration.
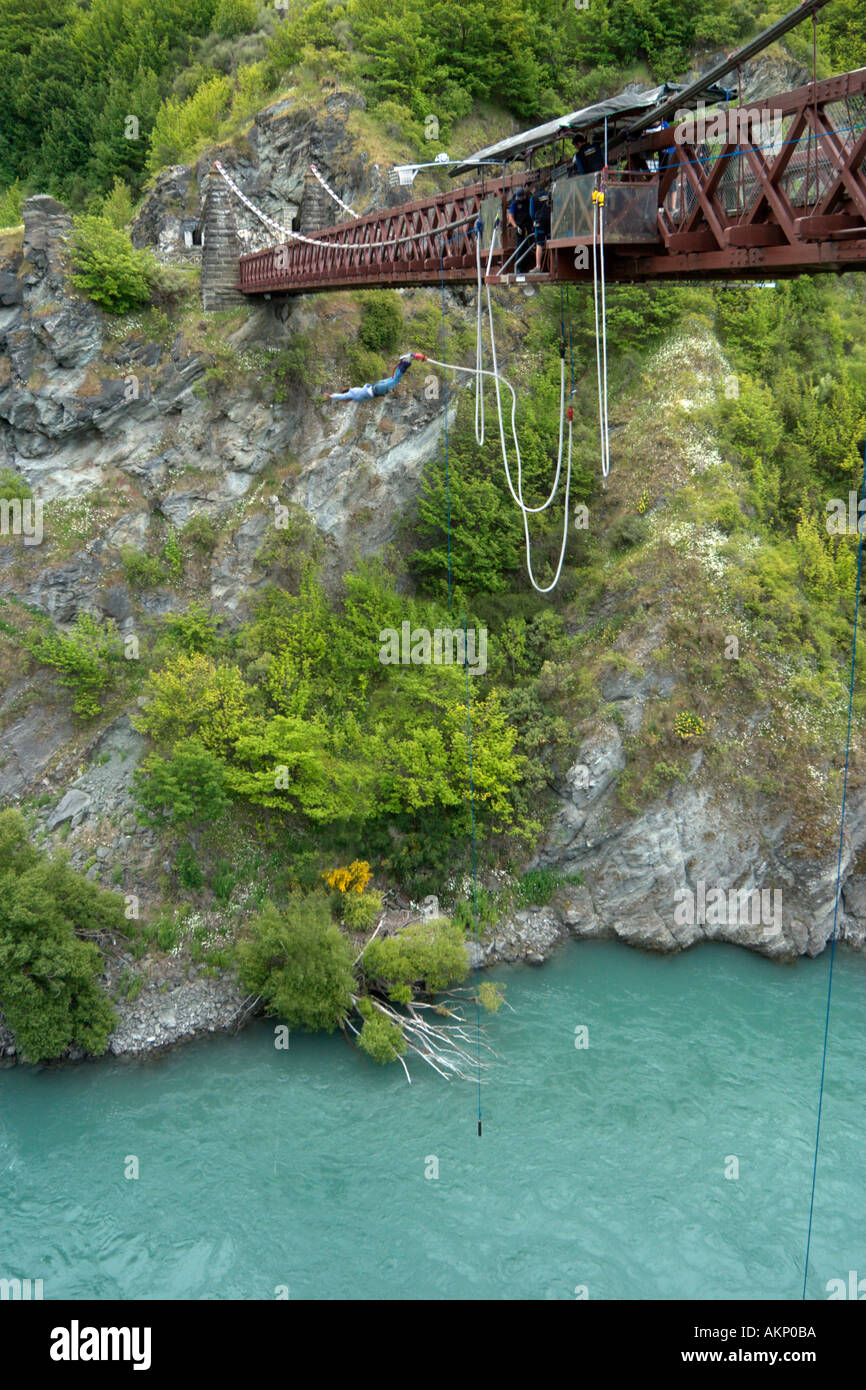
[362,918,467,1005]
[212,860,237,904]
[358,290,403,354]
[100,178,135,230]
[162,529,184,584]
[343,342,388,387]
[339,888,383,930]
[262,332,318,398]
[69,216,156,313]
[515,867,563,907]
[121,549,165,590]
[0,810,120,1061]
[147,74,233,173]
[609,513,650,550]
[478,980,505,1013]
[452,886,500,935]
[175,843,204,891]
[156,913,181,951]
[19,612,123,720]
[356,997,406,1063]
[0,180,24,228]
[0,469,32,501]
[181,515,218,554]
[158,602,223,656]
[213,0,258,38]
[134,739,231,825]
[237,893,355,1033]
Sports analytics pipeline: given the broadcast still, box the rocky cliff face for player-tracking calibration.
[477,732,866,969]
[0,188,454,1065]
[131,89,410,267]
[0,175,456,1059]
[477,326,866,967]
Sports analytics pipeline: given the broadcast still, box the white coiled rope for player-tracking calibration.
[427,220,573,595]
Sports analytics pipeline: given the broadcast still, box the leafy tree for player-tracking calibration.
[719,375,784,468]
[0,810,120,1062]
[212,0,258,39]
[362,917,467,1004]
[237,893,356,1032]
[70,215,156,312]
[356,997,406,1062]
[99,176,135,229]
[134,739,231,825]
[358,290,403,354]
[157,602,224,656]
[225,713,374,822]
[146,73,232,172]
[133,652,250,752]
[19,612,123,719]
[410,424,525,596]
[87,68,162,192]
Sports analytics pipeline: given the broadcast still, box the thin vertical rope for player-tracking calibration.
[439,246,452,610]
[463,611,482,1136]
[802,436,866,1297]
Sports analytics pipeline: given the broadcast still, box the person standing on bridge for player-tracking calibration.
[324,352,426,402]
[506,185,534,273]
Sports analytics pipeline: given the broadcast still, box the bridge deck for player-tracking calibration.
[236,68,866,294]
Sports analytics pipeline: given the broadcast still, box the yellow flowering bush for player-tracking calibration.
[674,711,706,739]
[323,860,373,895]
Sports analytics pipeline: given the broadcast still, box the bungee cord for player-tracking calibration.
[592,190,611,481]
[424,222,574,595]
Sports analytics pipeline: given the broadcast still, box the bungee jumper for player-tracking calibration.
[324,352,426,402]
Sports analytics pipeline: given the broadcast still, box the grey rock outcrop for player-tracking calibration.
[106,972,248,1057]
[46,788,92,829]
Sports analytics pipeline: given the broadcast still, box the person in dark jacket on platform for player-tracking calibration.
[506,184,534,272]
[528,186,552,273]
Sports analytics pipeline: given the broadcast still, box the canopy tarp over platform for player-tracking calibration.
[452,82,736,176]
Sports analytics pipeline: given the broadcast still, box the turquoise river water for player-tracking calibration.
[1,939,864,1300]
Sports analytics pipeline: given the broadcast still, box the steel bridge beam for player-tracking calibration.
[236,69,866,295]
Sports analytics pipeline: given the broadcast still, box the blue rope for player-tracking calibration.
[439,246,453,611]
[463,611,483,1137]
[802,436,866,1297]
[440,235,481,1133]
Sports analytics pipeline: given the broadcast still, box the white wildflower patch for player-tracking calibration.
[168,908,234,959]
[647,515,730,580]
[644,328,726,417]
[683,430,723,476]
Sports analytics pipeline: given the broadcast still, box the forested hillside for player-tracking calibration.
[2,0,866,216]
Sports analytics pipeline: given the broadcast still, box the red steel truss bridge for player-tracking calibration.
[234,65,866,296]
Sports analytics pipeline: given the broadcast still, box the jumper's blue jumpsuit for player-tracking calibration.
[329,357,411,402]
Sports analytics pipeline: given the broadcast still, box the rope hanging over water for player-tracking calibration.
[802,434,866,1296]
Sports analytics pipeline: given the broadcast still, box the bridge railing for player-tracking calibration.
[237,172,533,292]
